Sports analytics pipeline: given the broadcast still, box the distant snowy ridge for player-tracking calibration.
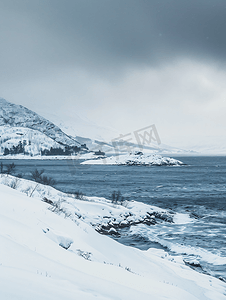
[0,98,80,147]
[82,152,184,166]
[75,136,195,157]
[0,98,195,157]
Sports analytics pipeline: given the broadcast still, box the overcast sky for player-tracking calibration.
[0,0,226,147]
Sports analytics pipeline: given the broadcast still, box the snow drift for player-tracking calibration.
[0,176,225,299]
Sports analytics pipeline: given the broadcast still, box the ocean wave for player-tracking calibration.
[173,212,194,224]
[129,224,226,266]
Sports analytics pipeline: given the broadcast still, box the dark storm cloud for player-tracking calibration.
[1,0,226,80]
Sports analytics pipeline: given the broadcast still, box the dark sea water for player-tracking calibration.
[1,156,226,281]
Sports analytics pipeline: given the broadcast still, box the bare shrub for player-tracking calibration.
[9,177,20,189]
[0,162,3,174]
[0,163,16,175]
[42,197,54,205]
[5,163,16,175]
[30,169,45,182]
[48,199,72,219]
[30,169,55,186]
[73,191,84,200]
[111,190,124,205]
[41,175,55,186]
[22,186,33,196]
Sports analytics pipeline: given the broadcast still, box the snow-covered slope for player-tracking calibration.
[82,152,184,166]
[0,175,176,233]
[42,111,118,142]
[74,136,194,157]
[0,126,65,156]
[0,98,80,147]
[0,98,194,157]
[0,177,225,299]
[66,132,194,156]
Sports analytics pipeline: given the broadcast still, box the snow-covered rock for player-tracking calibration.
[81,151,184,166]
[43,228,74,249]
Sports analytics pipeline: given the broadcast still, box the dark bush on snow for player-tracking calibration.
[111,190,124,205]
[30,168,56,186]
[73,191,84,200]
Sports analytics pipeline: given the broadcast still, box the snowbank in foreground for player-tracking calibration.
[81,152,184,166]
[0,175,176,235]
[0,179,225,299]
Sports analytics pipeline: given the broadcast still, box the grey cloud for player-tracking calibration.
[1,0,226,82]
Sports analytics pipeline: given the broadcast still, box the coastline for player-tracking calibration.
[0,174,225,299]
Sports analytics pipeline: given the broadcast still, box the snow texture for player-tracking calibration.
[81,151,184,166]
[0,98,80,147]
[0,126,65,156]
[0,175,226,299]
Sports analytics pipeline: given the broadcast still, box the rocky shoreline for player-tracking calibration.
[95,210,174,236]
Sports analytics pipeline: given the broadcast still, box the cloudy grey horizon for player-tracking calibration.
[0,0,226,150]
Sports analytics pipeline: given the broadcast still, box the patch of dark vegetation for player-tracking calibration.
[0,162,16,175]
[3,141,26,155]
[42,197,54,205]
[73,191,84,200]
[30,168,56,186]
[110,190,125,205]
[2,142,88,157]
[41,145,81,156]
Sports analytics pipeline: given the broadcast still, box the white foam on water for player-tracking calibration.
[129,224,226,266]
[166,242,226,266]
[173,212,194,224]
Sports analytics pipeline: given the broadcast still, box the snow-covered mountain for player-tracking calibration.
[41,111,118,142]
[74,137,196,157]
[0,126,66,156]
[2,97,215,157]
[41,110,194,155]
[0,98,80,148]
[0,98,88,156]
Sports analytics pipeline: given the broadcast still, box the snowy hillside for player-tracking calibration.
[0,98,194,157]
[75,136,194,157]
[82,152,184,166]
[0,176,226,299]
[0,98,80,147]
[0,126,66,156]
[42,110,118,142]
